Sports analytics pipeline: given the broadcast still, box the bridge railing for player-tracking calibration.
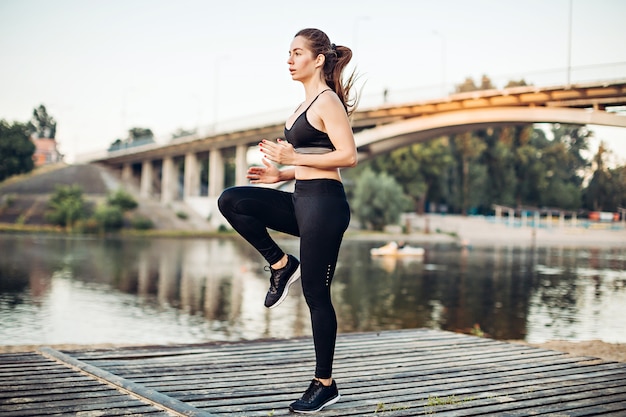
[76,62,626,163]
[194,61,626,140]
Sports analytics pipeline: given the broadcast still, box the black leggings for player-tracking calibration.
[218,179,350,378]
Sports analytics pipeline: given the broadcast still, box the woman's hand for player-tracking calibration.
[246,158,281,184]
[259,139,298,166]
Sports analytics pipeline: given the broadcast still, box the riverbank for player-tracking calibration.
[3,214,625,248]
[346,214,626,248]
[2,339,624,363]
[511,340,626,364]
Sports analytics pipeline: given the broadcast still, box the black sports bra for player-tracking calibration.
[284,89,335,154]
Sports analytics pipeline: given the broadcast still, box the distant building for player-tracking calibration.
[31,137,63,166]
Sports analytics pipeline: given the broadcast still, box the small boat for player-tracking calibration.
[370,241,425,257]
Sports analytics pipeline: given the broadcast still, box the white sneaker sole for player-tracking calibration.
[268,265,301,309]
[290,393,341,414]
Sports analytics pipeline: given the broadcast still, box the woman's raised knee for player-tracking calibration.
[217,187,239,214]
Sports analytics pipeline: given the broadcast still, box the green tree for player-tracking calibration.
[507,124,590,210]
[584,143,626,211]
[371,137,454,214]
[513,127,547,207]
[45,185,89,230]
[352,168,411,231]
[451,132,487,214]
[28,104,57,139]
[606,165,626,211]
[108,127,155,151]
[412,137,455,212]
[534,124,590,209]
[551,124,590,179]
[478,127,520,208]
[455,74,495,93]
[0,120,35,182]
[108,138,124,151]
[171,128,197,139]
[504,79,529,88]
[128,127,154,141]
[373,146,427,212]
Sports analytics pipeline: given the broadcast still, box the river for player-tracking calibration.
[1,233,625,347]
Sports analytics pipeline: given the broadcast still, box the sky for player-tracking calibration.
[1,0,625,164]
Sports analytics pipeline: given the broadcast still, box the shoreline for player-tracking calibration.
[2,339,625,363]
[2,219,625,249]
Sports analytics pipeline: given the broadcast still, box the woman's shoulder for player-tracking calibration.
[315,89,343,110]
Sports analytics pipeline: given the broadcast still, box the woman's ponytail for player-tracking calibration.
[295,28,359,116]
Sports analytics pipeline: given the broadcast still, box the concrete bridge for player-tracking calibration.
[89,78,626,225]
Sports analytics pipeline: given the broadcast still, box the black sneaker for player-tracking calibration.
[289,379,341,414]
[264,254,300,309]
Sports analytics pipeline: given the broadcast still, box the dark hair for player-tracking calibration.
[295,28,358,116]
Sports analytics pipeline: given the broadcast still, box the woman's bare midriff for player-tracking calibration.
[295,166,342,182]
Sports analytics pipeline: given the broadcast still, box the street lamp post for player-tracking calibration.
[353,16,370,55]
[566,0,573,86]
[213,55,229,132]
[433,30,447,97]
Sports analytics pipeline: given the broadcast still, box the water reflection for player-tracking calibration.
[0,234,624,346]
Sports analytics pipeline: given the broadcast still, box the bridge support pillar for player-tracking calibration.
[162,156,176,204]
[208,149,224,198]
[121,163,132,184]
[235,144,248,186]
[140,160,153,198]
[184,152,200,197]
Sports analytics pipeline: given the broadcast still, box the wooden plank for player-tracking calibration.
[70,329,473,361]
[113,343,559,374]
[0,380,102,399]
[38,347,217,417]
[73,335,538,373]
[0,351,203,417]
[2,329,625,416]
[110,352,594,394]
[427,387,626,417]
[57,329,626,416]
[162,365,626,403]
[77,341,565,384]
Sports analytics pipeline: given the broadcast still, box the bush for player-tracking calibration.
[94,204,124,232]
[107,189,138,211]
[131,215,154,230]
[1,193,16,209]
[45,185,89,229]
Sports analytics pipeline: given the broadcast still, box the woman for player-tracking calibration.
[218,28,358,413]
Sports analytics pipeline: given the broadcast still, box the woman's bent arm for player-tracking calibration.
[260,94,357,170]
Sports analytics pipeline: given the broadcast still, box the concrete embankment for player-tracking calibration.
[346,214,626,248]
[0,163,211,231]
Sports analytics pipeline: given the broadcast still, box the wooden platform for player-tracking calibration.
[2,329,626,416]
